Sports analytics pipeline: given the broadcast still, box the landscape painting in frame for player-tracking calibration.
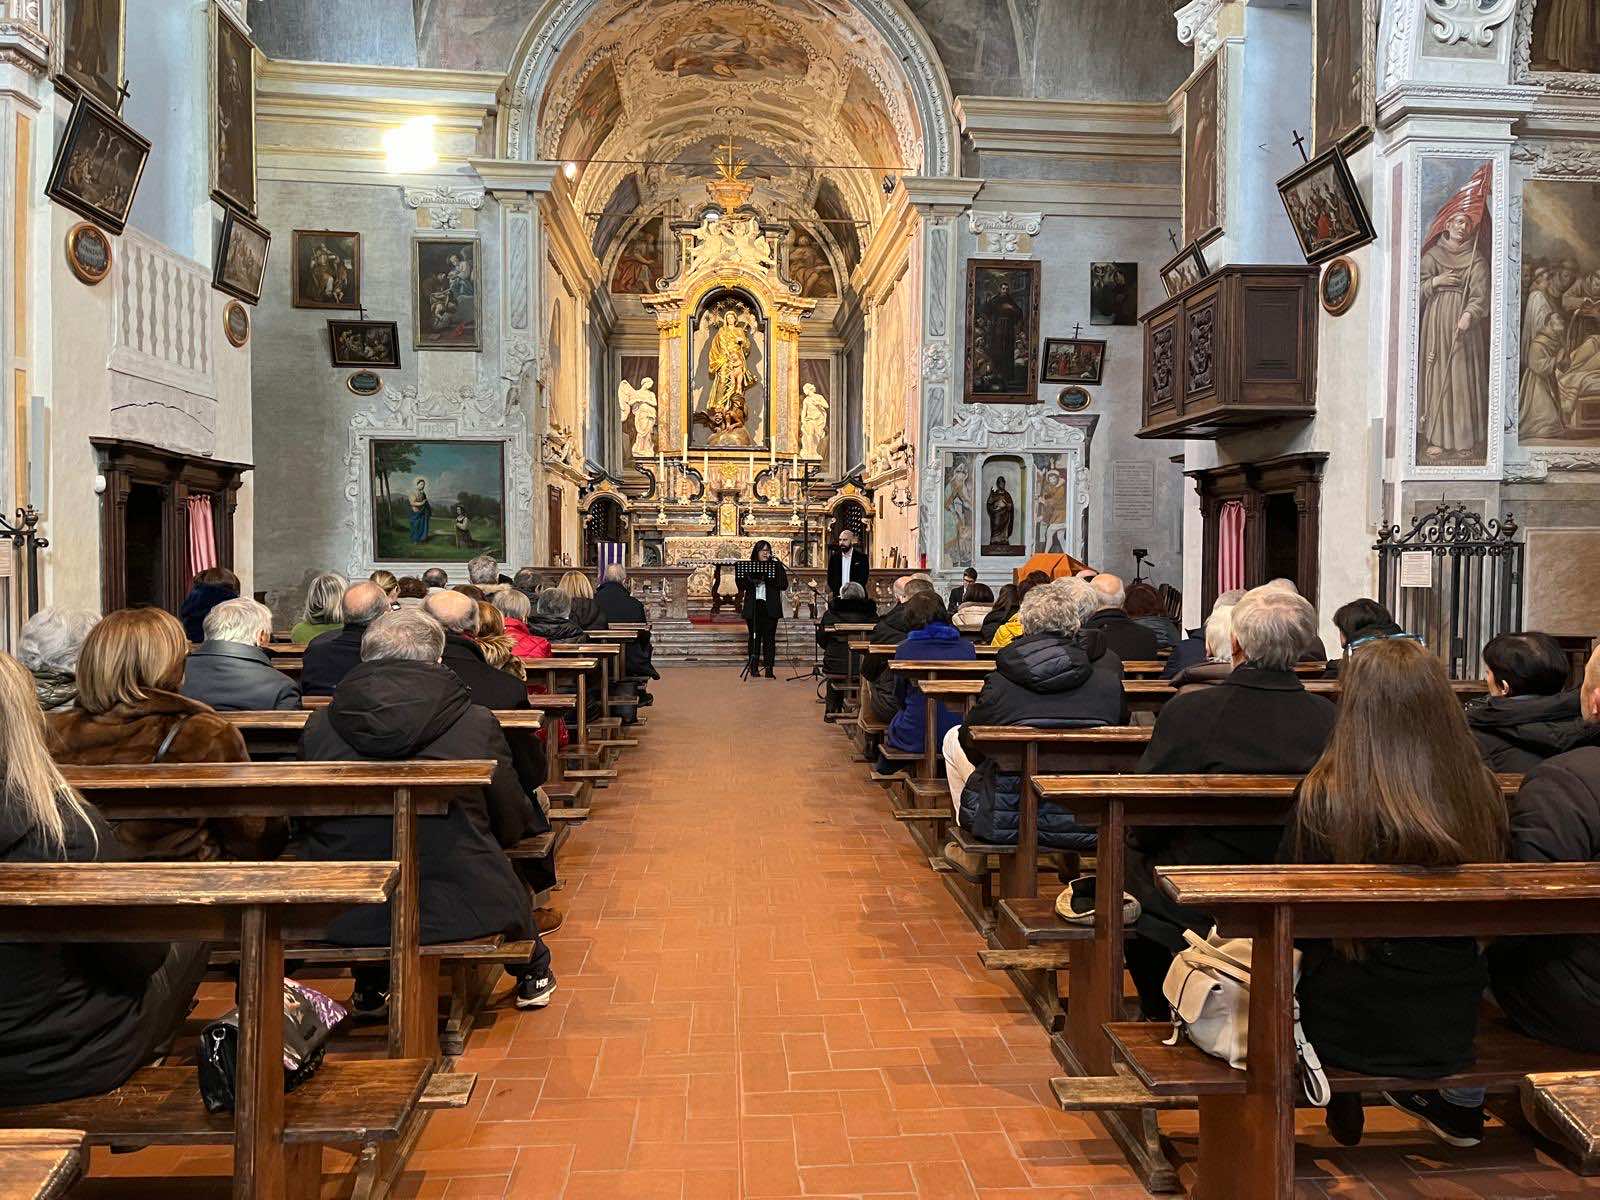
[371,439,505,563]
[1518,179,1600,445]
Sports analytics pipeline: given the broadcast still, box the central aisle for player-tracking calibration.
[424,666,1133,1198]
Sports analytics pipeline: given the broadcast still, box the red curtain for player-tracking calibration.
[1217,499,1246,594]
[186,494,217,575]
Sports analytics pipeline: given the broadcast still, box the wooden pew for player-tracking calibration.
[518,657,606,781]
[552,643,640,750]
[1102,862,1600,1200]
[0,1130,83,1200]
[0,861,415,1200]
[824,623,877,719]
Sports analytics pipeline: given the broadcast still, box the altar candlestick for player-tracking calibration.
[702,450,709,481]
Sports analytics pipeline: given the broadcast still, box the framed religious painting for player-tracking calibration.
[210,1,256,216]
[44,94,150,236]
[963,259,1041,404]
[370,439,506,564]
[1090,261,1138,325]
[212,207,270,304]
[328,319,401,369]
[1040,337,1106,385]
[1313,0,1376,154]
[291,230,361,310]
[1182,51,1222,245]
[1514,0,1600,92]
[51,0,126,112]
[1159,241,1210,297]
[1276,145,1376,265]
[412,236,480,351]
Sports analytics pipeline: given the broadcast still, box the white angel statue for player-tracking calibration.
[619,376,658,458]
[800,382,829,459]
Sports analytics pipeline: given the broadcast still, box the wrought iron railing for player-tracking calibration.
[1374,504,1522,680]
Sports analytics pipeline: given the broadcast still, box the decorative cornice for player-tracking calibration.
[955,97,1179,162]
[469,157,562,198]
[403,186,485,229]
[973,178,1180,220]
[1377,81,1538,129]
[1424,0,1516,47]
[900,175,983,216]
[1512,142,1600,179]
[967,210,1042,258]
[0,5,48,75]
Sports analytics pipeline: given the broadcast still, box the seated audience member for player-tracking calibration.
[1261,577,1330,662]
[1169,602,1236,690]
[862,576,941,720]
[182,599,301,711]
[494,587,552,661]
[978,583,1022,645]
[946,567,978,614]
[467,554,509,598]
[394,576,428,608]
[527,588,588,645]
[1083,573,1160,661]
[17,607,100,711]
[512,567,541,600]
[1125,582,1181,650]
[421,567,450,592]
[0,652,211,1105]
[1489,644,1600,1059]
[595,563,660,689]
[1285,637,1507,1149]
[878,593,976,768]
[369,569,399,602]
[423,591,530,713]
[989,571,1053,649]
[1323,598,1408,678]
[1466,631,1599,773]
[453,584,486,602]
[817,582,880,714]
[301,580,391,697]
[950,583,995,632]
[291,571,347,644]
[475,601,528,684]
[944,578,1122,848]
[1122,587,1336,1015]
[557,571,609,632]
[177,566,240,644]
[48,608,281,861]
[1161,588,1243,679]
[297,610,555,1011]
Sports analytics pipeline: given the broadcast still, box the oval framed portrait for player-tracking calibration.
[346,370,384,397]
[222,300,250,347]
[1320,256,1358,316]
[1057,385,1091,412]
[65,221,113,285]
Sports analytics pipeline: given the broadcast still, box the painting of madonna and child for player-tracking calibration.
[371,439,505,562]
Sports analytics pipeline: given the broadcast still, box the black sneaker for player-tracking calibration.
[1382,1090,1484,1148]
[516,972,557,1009]
[1324,1092,1365,1147]
[349,982,389,1019]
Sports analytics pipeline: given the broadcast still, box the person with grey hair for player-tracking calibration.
[526,587,587,645]
[1122,585,1337,1020]
[291,571,347,645]
[817,580,880,714]
[1162,587,1247,679]
[943,578,1126,843]
[298,606,556,1013]
[465,554,510,598]
[861,575,949,719]
[1169,602,1238,690]
[181,598,301,711]
[594,562,658,697]
[16,608,100,711]
[1084,572,1160,662]
[301,580,394,697]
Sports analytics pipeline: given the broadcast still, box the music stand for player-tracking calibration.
[734,561,781,681]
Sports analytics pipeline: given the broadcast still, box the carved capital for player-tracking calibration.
[966,210,1043,259]
[1425,0,1516,47]
[1174,0,1226,55]
[403,186,486,230]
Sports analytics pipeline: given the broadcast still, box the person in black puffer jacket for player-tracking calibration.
[557,571,610,633]
[945,578,1125,852]
[1466,631,1600,773]
[862,576,942,720]
[526,587,589,645]
[817,583,879,714]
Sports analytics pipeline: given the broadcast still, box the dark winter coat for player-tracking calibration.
[956,630,1126,851]
[182,640,301,711]
[440,633,548,801]
[0,802,191,1104]
[816,595,880,676]
[862,601,917,719]
[739,561,788,621]
[595,581,658,679]
[1160,629,1207,679]
[1170,660,1233,691]
[884,623,976,754]
[978,603,1019,645]
[1288,818,1487,1078]
[48,690,283,862]
[300,621,372,697]
[567,596,610,632]
[526,616,588,645]
[1132,613,1182,651]
[1124,666,1337,950]
[297,659,535,946]
[177,581,238,643]
[1083,608,1161,662]
[1489,746,1600,1052]
[1466,690,1600,774]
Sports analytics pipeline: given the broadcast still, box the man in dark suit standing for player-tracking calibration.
[826,527,869,598]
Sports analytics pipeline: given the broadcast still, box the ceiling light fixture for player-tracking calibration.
[563,160,580,180]
[383,116,438,174]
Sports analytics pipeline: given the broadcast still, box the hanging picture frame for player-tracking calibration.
[412,236,481,351]
[1320,256,1359,316]
[291,230,361,310]
[1277,145,1377,265]
[222,299,250,347]
[329,319,402,369]
[1159,241,1211,298]
[44,94,150,236]
[1040,338,1107,385]
[963,259,1041,404]
[51,0,127,113]
[212,207,270,304]
[210,1,256,216]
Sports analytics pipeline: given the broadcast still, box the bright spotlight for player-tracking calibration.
[383,116,438,174]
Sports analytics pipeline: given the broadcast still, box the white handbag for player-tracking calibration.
[1160,927,1331,1105]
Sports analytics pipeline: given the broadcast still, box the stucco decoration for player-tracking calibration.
[0,0,48,72]
[1512,143,1600,179]
[403,187,486,230]
[1174,0,1226,58]
[1504,451,1600,481]
[967,211,1043,259]
[342,381,536,577]
[1424,0,1516,47]
[1380,0,1418,94]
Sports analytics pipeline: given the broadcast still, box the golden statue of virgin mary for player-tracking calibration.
[698,303,759,447]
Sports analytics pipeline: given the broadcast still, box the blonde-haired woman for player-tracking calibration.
[48,608,281,861]
[475,601,527,684]
[291,571,347,644]
[556,570,609,632]
[0,651,211,1105]
[369,569,399,601]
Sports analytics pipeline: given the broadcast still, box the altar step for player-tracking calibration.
[650,617,821,666]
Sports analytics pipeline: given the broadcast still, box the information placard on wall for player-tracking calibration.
[1111,461,1156,528]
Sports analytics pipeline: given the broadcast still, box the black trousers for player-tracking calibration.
[746,612,778,671]
[137,941,213,1066]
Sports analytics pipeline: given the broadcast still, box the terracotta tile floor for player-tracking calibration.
[85,667,1592,1196]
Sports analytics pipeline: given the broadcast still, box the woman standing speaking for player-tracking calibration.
[739,540,788,679]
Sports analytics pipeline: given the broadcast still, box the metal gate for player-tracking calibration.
[1374,504,1523,680]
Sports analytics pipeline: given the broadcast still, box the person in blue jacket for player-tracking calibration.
[878,592,974,770]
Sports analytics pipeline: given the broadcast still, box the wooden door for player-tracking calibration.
[547,484,564,566]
